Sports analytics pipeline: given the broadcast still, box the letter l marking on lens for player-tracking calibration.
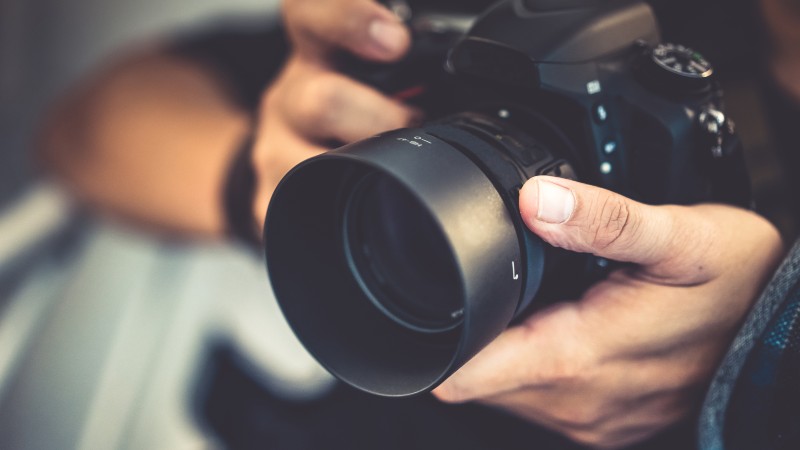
[512,261,519,280]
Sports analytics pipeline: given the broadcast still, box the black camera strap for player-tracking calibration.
[223,127,260,248]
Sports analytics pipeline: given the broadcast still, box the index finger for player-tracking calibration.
[432,301,591,403]
[283,0,411,62]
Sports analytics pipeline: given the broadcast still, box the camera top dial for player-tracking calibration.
[637,42,715,96]
[651,43,713,78]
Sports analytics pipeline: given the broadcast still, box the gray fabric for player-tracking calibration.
[698,238,800,449]
[0,188,332,449]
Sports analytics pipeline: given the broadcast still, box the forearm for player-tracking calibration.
[38,51,250,238]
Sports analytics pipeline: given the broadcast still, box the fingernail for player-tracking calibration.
[368,19,407,56]
[535,180,575,224]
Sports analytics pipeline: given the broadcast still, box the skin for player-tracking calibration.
[432,177,783,448]
[39,0,789,447]
[38,51,250,236]
[252,0,419,230]
[38,0,416,237]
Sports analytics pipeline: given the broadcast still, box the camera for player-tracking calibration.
[263,0,751,397]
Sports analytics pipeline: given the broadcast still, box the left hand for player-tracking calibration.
[432,176,783,449]
[251,0,418,230]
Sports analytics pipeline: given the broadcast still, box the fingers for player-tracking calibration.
[271,58,418,142]
[284,0,411,62]
[292,70,418,142]
[433,302,593,403]
[434,177,783,449]
[518,176,684,267]
[518,176,783,283]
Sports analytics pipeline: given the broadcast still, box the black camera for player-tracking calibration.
[263,0,751,397]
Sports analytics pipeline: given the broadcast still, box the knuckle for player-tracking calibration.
[752,213,782,249]
[298,75,343,126]
[588,193,633,251]
[537,357,584,386]
[281,0,306,29]
[571,402,607,429]
[564,429,602,447]
[549,399,607,431]
[565,429,618,449]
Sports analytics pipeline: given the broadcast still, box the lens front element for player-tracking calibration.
[265,128,530,396]
[344,173,464,333]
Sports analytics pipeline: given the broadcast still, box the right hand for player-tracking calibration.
[434,177,784,448]
[250,0,420,232]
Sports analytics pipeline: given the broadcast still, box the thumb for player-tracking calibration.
[519,176,678,266]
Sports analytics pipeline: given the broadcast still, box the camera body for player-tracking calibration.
[264,0,750,397]
[389,0,749,207]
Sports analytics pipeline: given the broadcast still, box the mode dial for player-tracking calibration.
[637,43,715,96]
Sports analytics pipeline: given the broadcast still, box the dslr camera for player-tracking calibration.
[263,0,751,397]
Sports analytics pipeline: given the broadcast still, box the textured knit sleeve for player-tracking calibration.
[699,239,800,449]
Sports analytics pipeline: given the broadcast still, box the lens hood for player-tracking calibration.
[264,128,533,396]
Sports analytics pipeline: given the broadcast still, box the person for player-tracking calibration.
[37,0,798,448]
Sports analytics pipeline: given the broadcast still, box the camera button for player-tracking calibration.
[594,103,609,123]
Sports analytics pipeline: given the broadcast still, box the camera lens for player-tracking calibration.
[344,173,464,333]
[265,113,570,396]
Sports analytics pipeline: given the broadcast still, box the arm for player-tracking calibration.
[38,0,416,240]
[38,51,249,237]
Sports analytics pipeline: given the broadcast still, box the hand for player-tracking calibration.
[251,0,418,230]
[433,176,784,449]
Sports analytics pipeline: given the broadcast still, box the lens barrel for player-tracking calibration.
[264,112,575,396]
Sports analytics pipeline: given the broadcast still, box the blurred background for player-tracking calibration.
[0,0,797,449]
[0,0,337,448]
[0,0,282,204]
